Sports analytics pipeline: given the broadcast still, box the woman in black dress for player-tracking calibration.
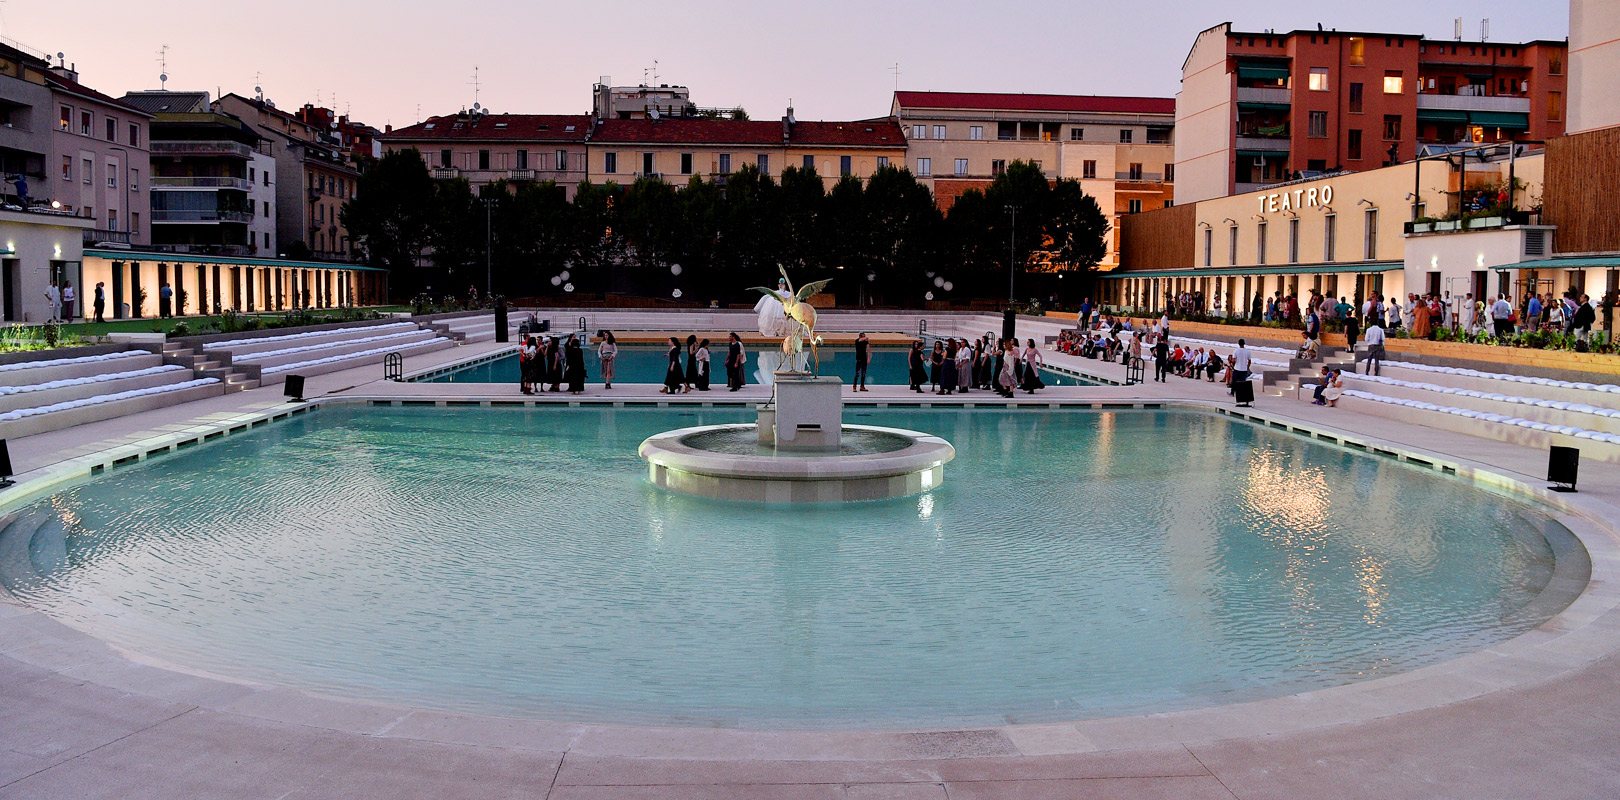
[564,335,586,394]
[938,339,958,395]
[683,334,699,392]
[907,341,927,393]
[547,336,563,392]
[695,338,712,391]
[928,341,943,391]
[662,337,684,394]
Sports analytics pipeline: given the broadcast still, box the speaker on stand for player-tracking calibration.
[1548,446,1579,492]
[0,439,14,490]
[284,374,307,403]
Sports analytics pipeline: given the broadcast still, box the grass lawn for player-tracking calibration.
[53,305,414,338]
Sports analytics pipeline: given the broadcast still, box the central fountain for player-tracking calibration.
[638,269,954,503]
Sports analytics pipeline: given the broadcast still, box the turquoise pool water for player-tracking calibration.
[420,345,1097,387]
[0,407,1564,727]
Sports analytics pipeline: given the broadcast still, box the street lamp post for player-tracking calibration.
[1004,204,1017,305]
[481,196,496,301]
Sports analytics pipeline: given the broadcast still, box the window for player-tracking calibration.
[1128,199,1143,213]
[1164,163,1174,182]
[911,124,926,139]
[1128,162,1143,180]
[757,154,769,174]
[1308,111,1328,138]
[719,153,733,174]
[642,152,655,174]
[80,110,91,135]
[1324,214,1336,261]
[108,209,116,230]
[1349,37,1365,65]
[440,149,452,167]
[954,158,968,176]
[1228,226,1239,265]
[59,105,70,130]
[477,150,490,170]
[1549,54,1563,75]
[61,155,71,181]
[604,152,617,174]
[82,158,92,184]
[1383,71,1404,94]
[1146,127,1172,144]
[840,155,851,176]
[1288,218,1300,264]
[1349,83,1364,113]
[1069,127,1083,141]
[1363,209,1378,259]
[1549,91,1563,122]
[1081,160,1096,179]
[555,149,567,171]
[263,170,270,187]
[1309,67,1330,91]
[1257,221,1268,264]
[969,125,983,140]
[263,200,270,217]
[105,117,115,141]
[1118,128,1133,143]
[876,156,889,169]
[1382,114,1402,141]
[916,157,931,176]
[1204,228,1213,267]
[107,167,116,188]
[681,153,693,174]
[129,123,139,146]
[802,154,814,170]
[516,149,528,170]
[991,159,1006,175]
[933,125,946,139]
[1348,129,1363,160]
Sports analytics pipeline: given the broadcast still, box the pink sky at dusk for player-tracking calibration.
[3,0,1567,129]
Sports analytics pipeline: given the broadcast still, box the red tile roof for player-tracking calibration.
[590,117,904,148]
[384,114,592,141]
[44,73,151,116]
[894,91,1175,115]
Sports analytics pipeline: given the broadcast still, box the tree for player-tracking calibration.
[863,166,942,305]
[716,164,781,288]
[496,180,570,296]
[1045,178,1109,272]
[428,178,485,295]
[341,149,437,293]
[567,181,628,295]
[777,165,825,272]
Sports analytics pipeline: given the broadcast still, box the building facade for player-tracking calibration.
[891,91,1176,270]
[0,208,92,322]
[380,112,591,198]
[44,65,151,248]
[583,114,906,191]
[1176,23,1568,204]
[118,91,262,257]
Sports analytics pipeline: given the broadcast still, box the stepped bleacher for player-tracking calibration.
[183,321,455,385]
[0,349,225,438]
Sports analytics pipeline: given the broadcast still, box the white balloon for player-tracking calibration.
[550,276,561,286]
[559,270,570,281]
[943,281,954,292]
[564,283,575,292]
[672,288,683,298]
[925,291,935,301]
[933,276,944,288]
[670,264,683,276]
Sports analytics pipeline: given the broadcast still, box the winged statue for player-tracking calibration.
[750,266,832,375]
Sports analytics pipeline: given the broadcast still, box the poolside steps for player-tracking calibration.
[0,347,230,438]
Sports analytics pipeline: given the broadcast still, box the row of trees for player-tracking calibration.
[341,149,1111,306]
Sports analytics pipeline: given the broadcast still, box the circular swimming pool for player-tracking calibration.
[0,406,1571,728]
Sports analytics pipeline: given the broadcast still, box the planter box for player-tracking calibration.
[1381,337,1620,376]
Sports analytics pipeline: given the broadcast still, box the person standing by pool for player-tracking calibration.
[599,331,618,389]
[1344,304,1360,351]
[1362,320,1386,375]
[726,332,746,391]
[1021,338,1045,393]
[928,341,944,392]
[158,282,173,318]
[683,335,699,392]
[663,337,685,394]
[518,336,538,394]
[547,336,564,392]
[93,282,106,323]
[695,338,712,391]
[564,335,586,394]
[937,340,958,395]
[60,281,74,321]
[996,340,1018,397]
[1153,335,1170,382]
[852,332,871,392]
[908,340,927,392]
[956,339,972,393]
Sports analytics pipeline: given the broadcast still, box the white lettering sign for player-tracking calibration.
[1258,185,1332,215]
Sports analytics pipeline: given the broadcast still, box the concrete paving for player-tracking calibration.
[2,314,1619,798]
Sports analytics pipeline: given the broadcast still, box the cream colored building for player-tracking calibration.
[1569,0,1620,134]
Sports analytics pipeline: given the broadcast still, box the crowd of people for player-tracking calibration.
[907,335,1046,396]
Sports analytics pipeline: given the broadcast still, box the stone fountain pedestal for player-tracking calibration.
[757,372,842,450]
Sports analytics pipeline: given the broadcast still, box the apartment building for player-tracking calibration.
[44,64,151,248]
[584,112,905,191]
[1176,23,1568,203]
[214,94,361,260]
[118,91,261,256]
[592,81,696,120]
[891,91,1176,270]
[380,112,591,198]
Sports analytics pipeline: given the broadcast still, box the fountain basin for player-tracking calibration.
[638,423,955,503]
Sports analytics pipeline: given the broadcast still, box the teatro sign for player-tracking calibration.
[1259,184,1333,214]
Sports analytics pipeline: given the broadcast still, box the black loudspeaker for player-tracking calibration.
[1548,445,1579,492]
[494,301,509,343]
[284,374,306,403]
[1002,308,1017,342]
[0,438,14,489]
[1233,379,1255,407]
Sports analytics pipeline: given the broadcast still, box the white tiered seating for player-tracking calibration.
[200,323,455,385]
[0,376,223,439]
[0,365,194,414]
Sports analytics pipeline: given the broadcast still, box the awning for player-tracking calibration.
[1236,150,1289,158]
[1237,64,1291,81]
[1492,255,1620,272]
[1417,109,1469,123]
[1237,101,1292,111]
[1470,111,1529,129]
[1106,262,1403,279]
[83,248,389,272]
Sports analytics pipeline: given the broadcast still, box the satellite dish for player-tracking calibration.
[255,86,262,93]
[160,73,168,82]
[56,52,64,60]
[473,102,482,111]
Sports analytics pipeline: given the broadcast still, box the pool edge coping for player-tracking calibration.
[0,396,1615,761]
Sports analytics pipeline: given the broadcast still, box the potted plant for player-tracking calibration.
[133,286,148,318]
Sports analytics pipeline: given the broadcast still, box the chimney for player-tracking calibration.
[48,63,79,83]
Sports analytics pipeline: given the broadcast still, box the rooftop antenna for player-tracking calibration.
[891,62,901,92]
[156,44,169,89]
[469,65,482,109]
[1454,17,1462,41]
[254,72,263,101]
[1481,18,1490,42]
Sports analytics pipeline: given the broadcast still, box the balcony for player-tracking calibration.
[151,176,252,190]
[82,229,133,246]
[151,209,254,223]
[1237,86,1291,105]
[147,243,258,257]
[1115,171,1165,183]
[1416,94,1531,114]
[1235,135,1291,152]
[430,167,460,179]
[507,169,537,181]
[150,140,255,158]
